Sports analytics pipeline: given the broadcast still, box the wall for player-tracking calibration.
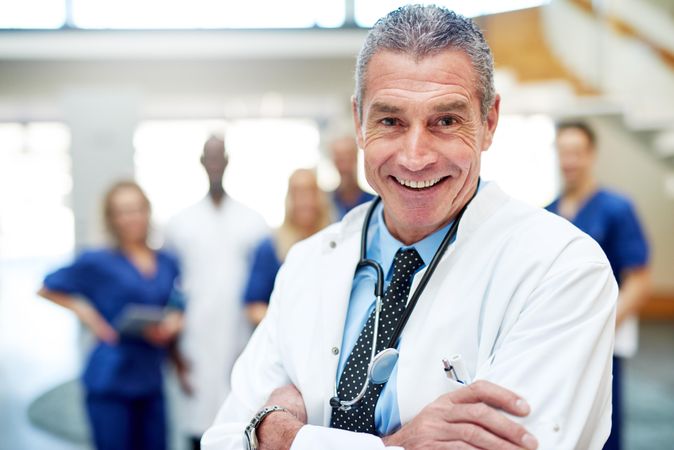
[0,32,362,247]
[0,57,358,121]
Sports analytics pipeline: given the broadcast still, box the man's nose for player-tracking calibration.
[398,125,437,172]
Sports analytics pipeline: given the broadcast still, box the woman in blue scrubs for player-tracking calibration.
[39,181,183,450]
[243,169,332,326]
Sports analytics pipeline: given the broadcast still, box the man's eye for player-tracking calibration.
[381,117,398,126]
[437,117,456,127]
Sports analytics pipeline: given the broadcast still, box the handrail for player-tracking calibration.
[569,0,674,70]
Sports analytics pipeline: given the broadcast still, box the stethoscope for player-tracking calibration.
[330,184,478,412]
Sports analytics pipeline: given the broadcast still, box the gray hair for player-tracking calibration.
[355,4,495,121]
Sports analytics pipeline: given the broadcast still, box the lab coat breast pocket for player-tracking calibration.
[444,377,468,393]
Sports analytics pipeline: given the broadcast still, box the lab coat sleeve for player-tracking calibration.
[201,248,403,450]
[477,240,617,450]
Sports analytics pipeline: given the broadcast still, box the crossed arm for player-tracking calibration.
[256,382,538,450]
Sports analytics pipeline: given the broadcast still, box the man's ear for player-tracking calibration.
[351,96,365,150]
[481,94,500,152]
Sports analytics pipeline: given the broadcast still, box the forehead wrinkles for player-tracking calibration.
[368,71,474,95]
[362,52,480,112]
[372,87,473,108]
[365,87,476,122]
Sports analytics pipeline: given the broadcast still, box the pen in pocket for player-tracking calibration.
[442,354,471,384]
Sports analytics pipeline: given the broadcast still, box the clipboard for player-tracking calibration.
[114,304,166,336]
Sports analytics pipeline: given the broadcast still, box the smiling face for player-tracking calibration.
[353,49,500,244]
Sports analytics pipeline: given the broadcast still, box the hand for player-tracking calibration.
[257,384,307,450]
[176,361,193,396]
[383,380,538,450]
[144,311,183,347]
[169,344,193,395]
[72,301,118,345]
[265,384,308,423]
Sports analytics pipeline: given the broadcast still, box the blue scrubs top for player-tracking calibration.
[43,248,182,397]
[243,236,282,305]
[546,189,649,285]
[333,190,375,220]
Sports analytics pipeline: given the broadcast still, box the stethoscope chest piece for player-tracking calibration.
[369,348,399,385]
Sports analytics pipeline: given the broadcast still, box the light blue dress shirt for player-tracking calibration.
[335,203,452,435]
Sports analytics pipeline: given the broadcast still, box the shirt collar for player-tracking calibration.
[373,204,452,280]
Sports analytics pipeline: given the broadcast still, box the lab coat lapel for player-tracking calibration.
[397,182,510,423]
[315,208,364,427]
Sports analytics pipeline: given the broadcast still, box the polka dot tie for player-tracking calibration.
[330,248,424,434]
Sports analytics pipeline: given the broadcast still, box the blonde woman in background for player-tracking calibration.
[243,168,332,326]
[38,181,183,450]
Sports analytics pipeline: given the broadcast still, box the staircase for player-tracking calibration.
[477,0,674,169]
[541,0,674,167]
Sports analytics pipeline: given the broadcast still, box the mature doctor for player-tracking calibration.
[203,5,617,450]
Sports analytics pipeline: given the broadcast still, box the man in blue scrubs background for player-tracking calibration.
[546,121,651,450]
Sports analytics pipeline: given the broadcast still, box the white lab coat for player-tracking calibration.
[165,197,268,435]
[614,316,638,358]
[202,182,617,450]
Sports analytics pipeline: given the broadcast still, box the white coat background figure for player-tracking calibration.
[164,136,268,447]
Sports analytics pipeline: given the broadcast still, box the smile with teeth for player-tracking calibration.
[394,176,444,190]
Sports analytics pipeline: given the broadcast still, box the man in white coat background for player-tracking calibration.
[203,5,617,450]
[165,136,268,449]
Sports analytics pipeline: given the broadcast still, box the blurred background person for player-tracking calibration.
[546,121,651,450]
[37,181,184,450]
[243,168,331,326]
[329,135,374,220]
[163,135,268,450]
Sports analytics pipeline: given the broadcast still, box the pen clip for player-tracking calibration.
[442,358,461,383]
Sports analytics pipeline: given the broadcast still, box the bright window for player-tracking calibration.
[0,0,66,28]
[480,114,559,207]
[72,0,345,29]
[134,118,323,228]
[0,122,73,259]
[0,0,550,29]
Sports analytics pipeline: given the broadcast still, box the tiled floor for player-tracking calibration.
[624,322,674,450]
[1,257,673,449]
